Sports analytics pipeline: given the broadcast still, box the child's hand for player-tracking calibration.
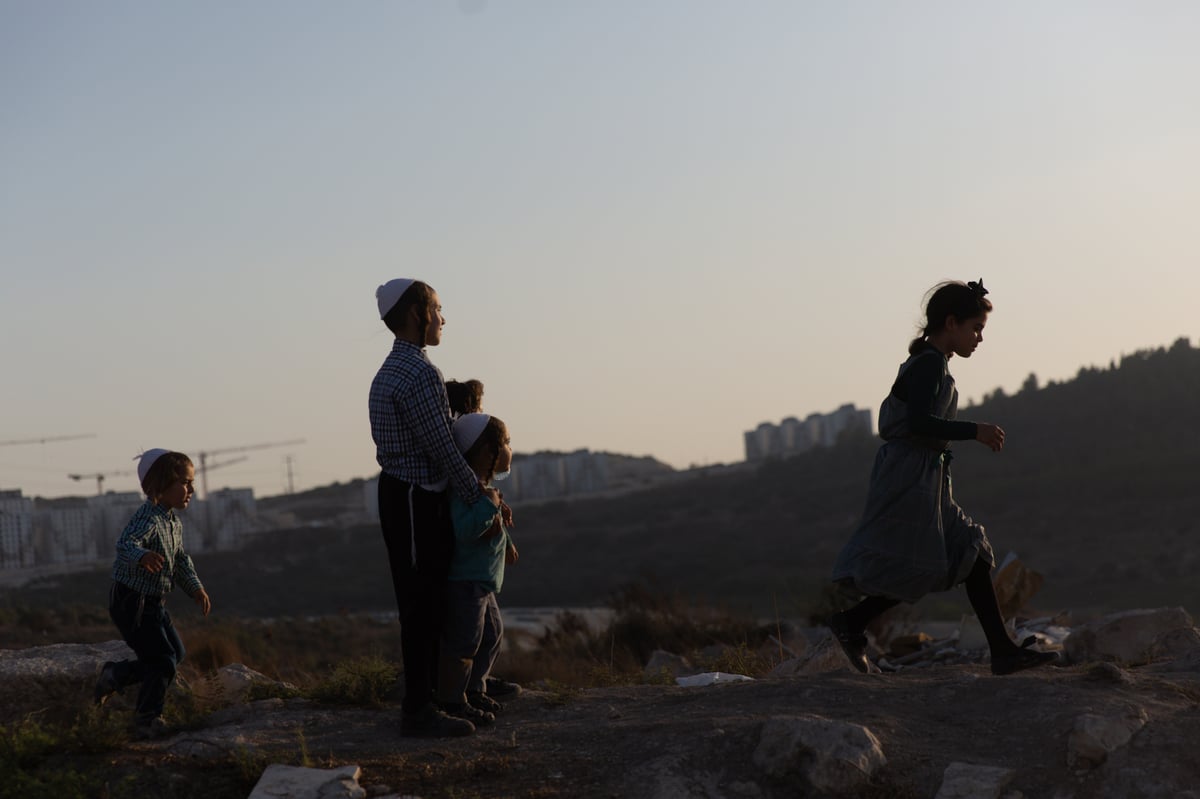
[506,542,519,565]
[976,423,1005,452]
[139,551,166,573]
[194,588,212,617]
[499,499,514,528]
[484,518,503,540]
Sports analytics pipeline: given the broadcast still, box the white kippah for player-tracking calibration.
[452,413,491,453]
[376,278,415,319]
[135,448,171,484]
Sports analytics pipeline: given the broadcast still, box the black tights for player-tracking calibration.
[840,556,1019,656]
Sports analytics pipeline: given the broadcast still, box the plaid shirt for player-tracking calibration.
[369,338,482,503]
[111,501,204,598]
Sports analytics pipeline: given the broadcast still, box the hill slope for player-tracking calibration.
[8,339,1200,623]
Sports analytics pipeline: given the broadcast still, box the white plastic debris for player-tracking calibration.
[675,671,754,687]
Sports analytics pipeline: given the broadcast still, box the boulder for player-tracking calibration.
[1063,607,1198,667]
[0,640,134,718]
[1066,708,1147,770]
[753,714,886,793]
[770,636,862,677]
[247,764,366,799]
[644,649,693,679]
[933,762,1016,799]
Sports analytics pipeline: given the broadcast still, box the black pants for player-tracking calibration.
[378,473,453,713]
[108,582,185,720]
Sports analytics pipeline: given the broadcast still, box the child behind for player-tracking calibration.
[436,413,517,722]
[94,449,212,738]
[445,378,484,418]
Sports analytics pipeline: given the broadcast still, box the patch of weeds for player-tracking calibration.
[309,655,399,706]
[245,679,303,702]
[233,744,269,785]
[534,679,581,706]
[700,642,774,678]
[0,715,104,799]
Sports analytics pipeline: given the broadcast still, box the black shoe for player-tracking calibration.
[829,612,873,674]
[94,661,120,705]
[132,715,169,740]
[990,644,1058,676]
[485,677,522,698]
[400,703,475,737]
[441,700,495,727]
[467,690,502,714]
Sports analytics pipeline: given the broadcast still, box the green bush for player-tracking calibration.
[309,655,398,706]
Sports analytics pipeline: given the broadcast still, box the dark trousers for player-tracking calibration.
[378,472,454,714]
[437,581,503,705]
[108,582,185,720]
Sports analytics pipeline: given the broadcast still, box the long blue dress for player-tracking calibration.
[831,348,995,603]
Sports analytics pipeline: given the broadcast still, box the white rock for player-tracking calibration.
[0,640,134,714]
[644,649,692,679]
[1066,708,1148,769]
[247,763,366,799]
[933,762,1016,799]
[753,714,886,793]
[1063,607,1197,666]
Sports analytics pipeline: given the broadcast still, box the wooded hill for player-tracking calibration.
[497,336,1200,619]
[9,338,1200,624]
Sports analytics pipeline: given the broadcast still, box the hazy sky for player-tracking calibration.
[4,1,1199,499]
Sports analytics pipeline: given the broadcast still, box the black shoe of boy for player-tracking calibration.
[467,690,502,714]
[990,643,1059,676]
[94,661,121,706]
[400,703,475,738]
[132,715,169,740]
[485,676,522,698]
[829,612,874,674]
[441,700,495,727]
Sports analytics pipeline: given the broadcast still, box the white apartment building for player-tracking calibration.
[0,489,35,569]
[37,499,97,565]
[744,403,872,462]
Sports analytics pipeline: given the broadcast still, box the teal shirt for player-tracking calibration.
[447,492,509,593]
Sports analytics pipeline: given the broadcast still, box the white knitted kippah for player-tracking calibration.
[452,413,491,453]
[135,448,171,484]
[376,278,415,319]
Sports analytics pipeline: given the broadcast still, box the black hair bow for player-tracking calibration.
[967,279,988,297]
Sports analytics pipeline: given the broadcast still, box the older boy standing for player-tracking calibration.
[369,278,497,737]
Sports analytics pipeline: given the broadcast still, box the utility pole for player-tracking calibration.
[285,455,295,494]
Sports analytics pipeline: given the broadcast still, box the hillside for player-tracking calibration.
[6,338,1200,623]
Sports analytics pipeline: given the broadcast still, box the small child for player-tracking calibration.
[445,378,485,418]
[436,413,518,723]
[94,449,212,738]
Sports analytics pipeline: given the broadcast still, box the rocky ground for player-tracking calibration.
[5,629,1200,799]
[195,658,1200,799]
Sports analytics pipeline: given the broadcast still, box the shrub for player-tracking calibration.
[309,655,398,706]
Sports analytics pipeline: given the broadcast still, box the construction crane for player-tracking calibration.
[68,455,249,497]
[68,469,134,495]
[194,439,305,499]
[1,433,96,447]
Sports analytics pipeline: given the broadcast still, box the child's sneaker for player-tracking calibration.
[441,700,495,727]
[400,703,475,738]
[132,715,169,740]
[467,690,502,714]
[93,661,121,705]
[485,676,522,699]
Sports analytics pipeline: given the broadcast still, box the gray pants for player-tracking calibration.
[436,581,503,705]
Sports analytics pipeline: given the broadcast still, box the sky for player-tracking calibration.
[3,1,1199,500]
